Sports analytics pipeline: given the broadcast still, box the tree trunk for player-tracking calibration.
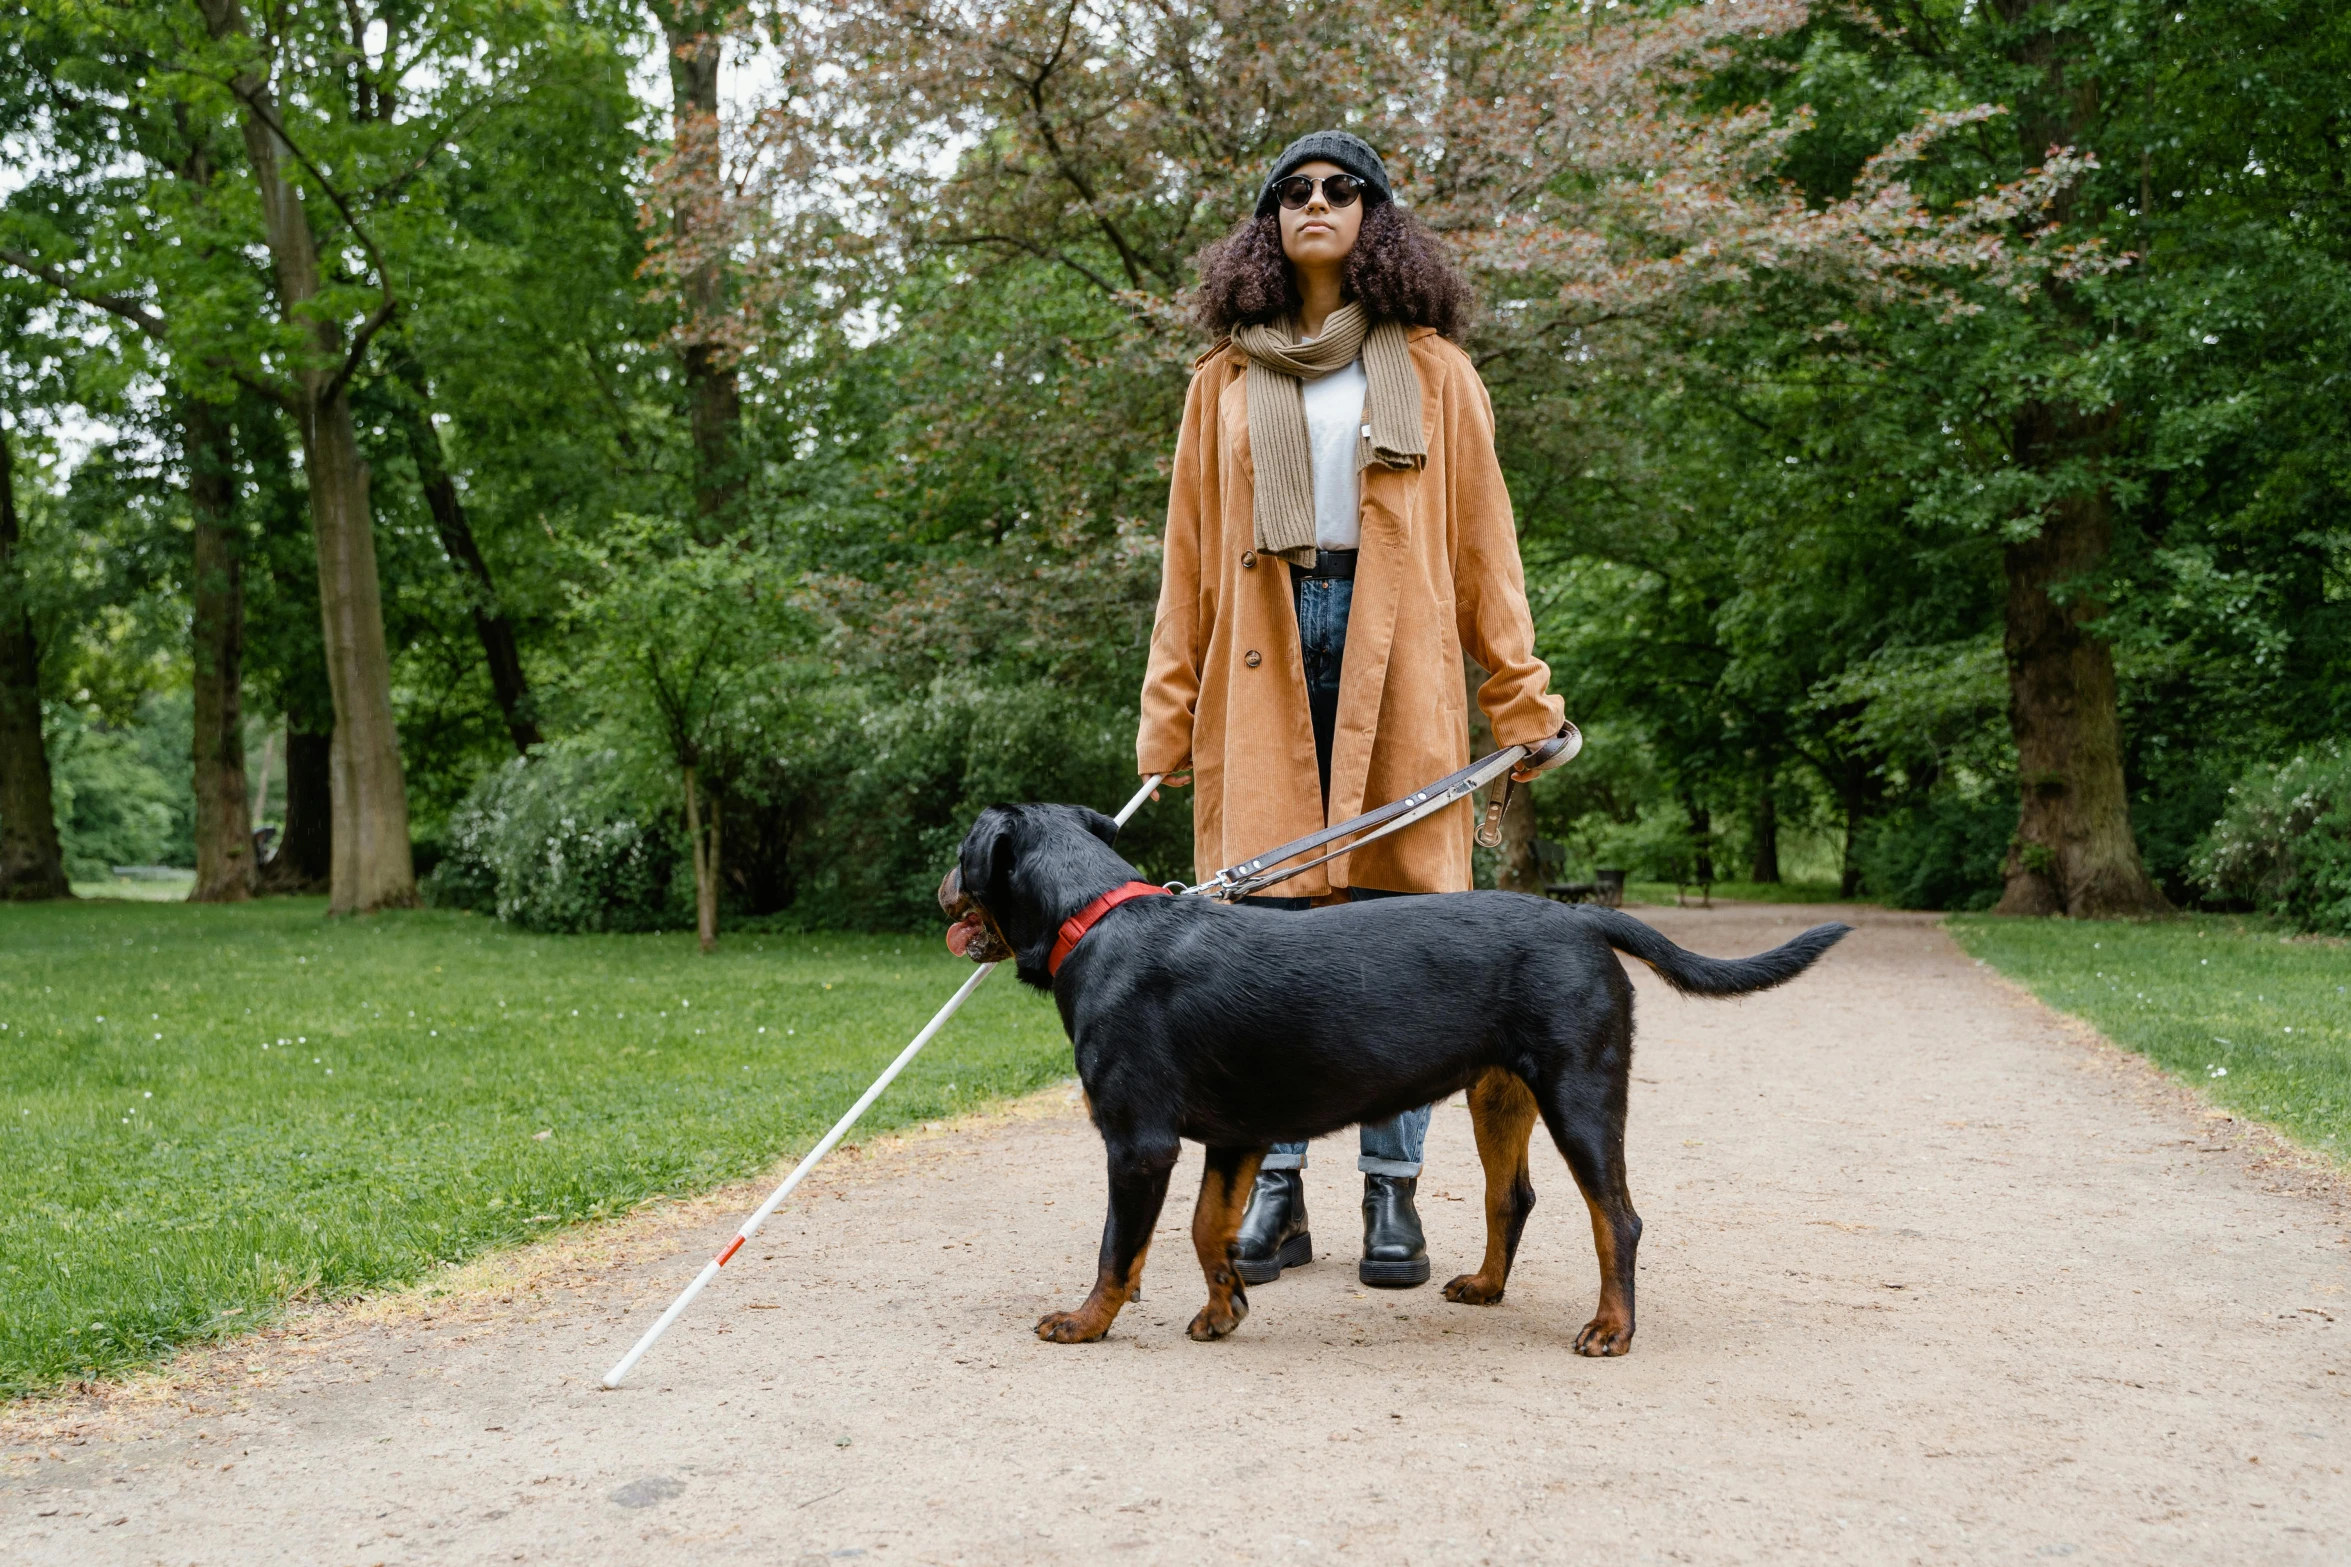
[249,403,335,897]
[202,0,415,914]
[1684,795,1714,887]
[1992,451,2169,916]
[387,352,540,753]
[0,424,70,900]
[310,399,417,913]
[261,727,333,891]
[1982,0,2168,919]
[1836,769,1867,899]
[1748,780,1781,884]
[185,398,254,902]
[1496,777,1541,894]
[655,2,745,538]
[683,761,719,952]
[251,725,275,826]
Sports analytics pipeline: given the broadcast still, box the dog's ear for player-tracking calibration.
[1076,807,1121,850]
[959,807,1020,900]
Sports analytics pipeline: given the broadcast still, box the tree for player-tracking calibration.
[386,342,540,754]
[0,421,70,900]
[183,394,254,900]
[238,396,337,892]
[644,0,748,538]
[3,0,421,908]
[1684,0,2351,911]
[577,526,806,950]
[189,0,415,912]
[7,0,637,908]
[1979,0,2169,915]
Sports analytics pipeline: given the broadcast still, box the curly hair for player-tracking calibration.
[1191,202,1475,340]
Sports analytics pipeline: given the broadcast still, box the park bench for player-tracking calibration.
[1531,839,1626,907]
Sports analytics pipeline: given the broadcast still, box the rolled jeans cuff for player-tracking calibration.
[1357,1155,1422,1177]
[1261,1146,1306,1171]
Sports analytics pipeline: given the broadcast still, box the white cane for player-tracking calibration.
[601,773,1167,1389]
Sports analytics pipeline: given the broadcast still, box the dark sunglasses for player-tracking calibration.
[1273,173,1368,211]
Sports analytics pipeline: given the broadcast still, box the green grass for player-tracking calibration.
[1949,914,2351,1165]
[1621,878,1858,906]
[0,898,1073,1398]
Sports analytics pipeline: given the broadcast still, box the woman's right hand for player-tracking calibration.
[1151,771,1193,802]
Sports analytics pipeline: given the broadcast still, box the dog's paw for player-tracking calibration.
[1185,1292,1247,1342]
[1572,1315,1633,1357]
[1035,1309,1108,1344]
[1442,1273,1506,1306]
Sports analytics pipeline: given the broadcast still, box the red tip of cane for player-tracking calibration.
[716,1235,745,1266]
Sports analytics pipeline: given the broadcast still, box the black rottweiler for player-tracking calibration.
[939,803,1850,1356]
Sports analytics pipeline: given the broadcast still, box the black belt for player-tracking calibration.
[1294,549,1357,580]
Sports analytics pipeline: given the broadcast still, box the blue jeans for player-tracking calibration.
[1253,566,1430,1179]
[1294,573,1352,806]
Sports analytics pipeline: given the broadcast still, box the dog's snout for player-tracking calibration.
[938,866,964,916]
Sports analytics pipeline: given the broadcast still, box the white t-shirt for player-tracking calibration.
[1299,354,1368,552]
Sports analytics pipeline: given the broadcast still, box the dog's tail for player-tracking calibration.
[1577,906,1851,998]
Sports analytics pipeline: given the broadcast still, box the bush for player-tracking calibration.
[1586,807,1703,885]
[424,682,1190,936]
[424,746,688,933]
[2126,746,2237,904]
[2190,744,2351,934]
[47,696,194,878]
[1857,791,2012,911]
[789,679,1191,931]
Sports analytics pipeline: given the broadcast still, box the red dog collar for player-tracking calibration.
[1046,881,1169,977]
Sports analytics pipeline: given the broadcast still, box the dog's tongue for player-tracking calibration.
[945,913,984,959]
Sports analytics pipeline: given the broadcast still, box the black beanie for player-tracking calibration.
[1253,131,1392,217]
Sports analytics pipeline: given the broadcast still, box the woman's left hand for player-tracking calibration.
[1510,721,1583,782]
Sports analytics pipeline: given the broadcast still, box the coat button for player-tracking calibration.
[1241,550,1257,570]
[1244,650,1262,668]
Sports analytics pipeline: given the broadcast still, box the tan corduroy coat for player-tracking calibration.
[1137,328,1564,896]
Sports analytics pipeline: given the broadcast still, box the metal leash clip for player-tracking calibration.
[1475,776,1516,850]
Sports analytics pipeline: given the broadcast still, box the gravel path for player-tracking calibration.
[6,902,2348,1565]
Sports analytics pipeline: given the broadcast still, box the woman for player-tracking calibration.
[1138,131,1574,1289]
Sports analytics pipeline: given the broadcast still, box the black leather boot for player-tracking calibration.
[1359,1173,1430,1287]
[1231,1168,1312,1286]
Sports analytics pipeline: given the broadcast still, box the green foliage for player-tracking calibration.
[1586,807,1705,887]
[2190,745,2351,935]
[1951,914,2351,1167]
[423,680,1199,937]
[0,896,1075,1395]
[47,695,193,878]
[425,746,687,934]
[10,0,2351,934]
[794,679,1193,931]
[1623,879,1853,907]
[1503,0,2351,906]
[568,525,814,784]
[1856,793,2013,912]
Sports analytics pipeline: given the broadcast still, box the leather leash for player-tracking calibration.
[1169,722,1580,903]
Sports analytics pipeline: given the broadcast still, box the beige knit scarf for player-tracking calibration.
[1232,302,1425,567]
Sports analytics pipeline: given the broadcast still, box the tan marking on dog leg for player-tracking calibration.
[1036,1251,1147,1345]
[1185,1149,1265,1341]
[1572,1191,1637,1356]
[1444,1069,1538,1307]
[1038,1156,1171,1344]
